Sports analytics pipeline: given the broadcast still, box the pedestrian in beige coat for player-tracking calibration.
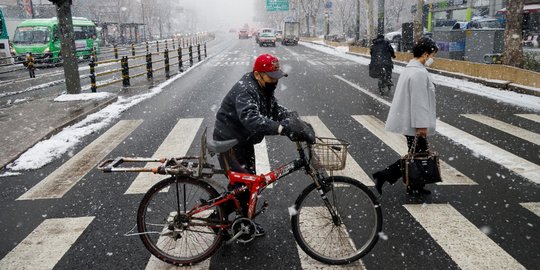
[372,37,439,196]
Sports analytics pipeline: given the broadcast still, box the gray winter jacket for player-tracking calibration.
[385,59,436,136]
[213,72,290,144]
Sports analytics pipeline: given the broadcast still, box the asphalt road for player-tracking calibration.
[0,33,539,270]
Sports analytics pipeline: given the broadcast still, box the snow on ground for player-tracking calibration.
[299,41,540,112]
[6,58,210,172]
[54,92,115,102]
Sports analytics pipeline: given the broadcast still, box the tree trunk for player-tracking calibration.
[306,15,311,36]
[502,0,524,67]
[311,15,317,37]
[414,0,424,43]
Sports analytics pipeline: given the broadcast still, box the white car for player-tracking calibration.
[385,28,431,42]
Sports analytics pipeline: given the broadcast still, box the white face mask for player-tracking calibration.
[425,57,434,67]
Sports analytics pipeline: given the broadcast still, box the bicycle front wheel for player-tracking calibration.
[291,176,382,265]
[137,177,226,266]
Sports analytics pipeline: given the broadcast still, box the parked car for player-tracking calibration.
[275,30,283,42]
[258,32,276,47]
[452,21,469,30]
[467,18,504,29]
[238,29,249,39]
[385,27,431,43]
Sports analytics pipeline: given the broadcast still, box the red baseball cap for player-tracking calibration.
[253,54,288,79]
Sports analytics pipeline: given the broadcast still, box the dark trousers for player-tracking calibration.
[217,143,256,217]
[378,135,428,188]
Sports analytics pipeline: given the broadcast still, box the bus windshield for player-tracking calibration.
[14,26,50,44]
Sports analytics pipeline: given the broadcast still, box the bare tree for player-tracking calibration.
[502,0,524,67]
[413,0,423,42]
[299,0,323,37]
[384,0,408,32]
[332,0,355,36]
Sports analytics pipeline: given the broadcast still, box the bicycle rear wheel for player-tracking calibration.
[137,177,226,266]
[291,176,382,265]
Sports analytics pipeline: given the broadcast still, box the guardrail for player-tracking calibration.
[0,33,212,80]
[88,38,209,92]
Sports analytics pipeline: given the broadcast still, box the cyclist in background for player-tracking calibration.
[213,53,315,236]
[369,34,396,94]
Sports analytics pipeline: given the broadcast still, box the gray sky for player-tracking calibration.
[182,0,255,30]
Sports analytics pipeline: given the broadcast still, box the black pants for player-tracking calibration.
[217,143,256,217]
[378,135,428,188]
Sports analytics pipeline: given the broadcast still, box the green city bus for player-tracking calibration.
[12,17,99,63]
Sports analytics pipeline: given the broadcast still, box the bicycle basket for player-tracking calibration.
[311,138,350,170]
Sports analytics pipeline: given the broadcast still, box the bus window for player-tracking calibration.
[13,26,50,44]
[73,26,97,40]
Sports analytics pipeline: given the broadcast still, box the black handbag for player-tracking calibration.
[368,62,380,79]
[401,137,442,186]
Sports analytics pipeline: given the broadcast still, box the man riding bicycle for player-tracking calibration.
[369,34,396,94]
[213,53,315,236]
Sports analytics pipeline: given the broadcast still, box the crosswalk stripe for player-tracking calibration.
[146,256,210,270]
[17,120,142,200]
[0,216,95,270]
[404,204,525,270]
[520,202,540,217]
[306,60,318,65]
[335,75,540,184]
[296,207,366,270]
[125,118,203,194]
[461,114,540,145]
[254,138,274,188]
[515,114,540,124]
[437,121,540,184]
[302,116,374,187]
[352,115,477,185]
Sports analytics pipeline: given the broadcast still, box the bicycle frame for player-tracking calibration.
[188,142,314,222]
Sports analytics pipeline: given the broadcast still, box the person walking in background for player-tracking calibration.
[372,37,439,196]
[369,34,396,95]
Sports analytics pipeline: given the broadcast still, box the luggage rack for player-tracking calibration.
[97,128,222,178]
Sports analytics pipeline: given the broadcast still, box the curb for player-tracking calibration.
[300,40,539,97]
[0,95,118,171]
[345,51,540,97]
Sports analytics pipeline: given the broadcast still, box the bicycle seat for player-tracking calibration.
[207,139,239,154]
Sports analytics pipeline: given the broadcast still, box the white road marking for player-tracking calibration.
[461,114,540,145]
[302,116,374,186]
[352,115,477,185]
[254,138,273,188]
[437,121,540,184]
[306,60,318,66]
[296,207,366,270]
[0,216,95,270]
[404,204,526,270]
[146,256,210,270]
[520,202,540,217]
[336,75,540,184]
[515,114,540,124]
[17,120,142,200]
[125,118,203,194]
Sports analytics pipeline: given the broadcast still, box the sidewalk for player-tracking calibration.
[0,94,117,170]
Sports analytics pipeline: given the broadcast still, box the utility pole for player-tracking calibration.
[466,0,474,21]
[377,0,385,36]
[367,0,374,44]
[355,0,360,42]
[49,0,81,94]
[141,0,146,42]
[414,0,424,43]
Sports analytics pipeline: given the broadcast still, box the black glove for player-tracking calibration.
[280,118,316,144]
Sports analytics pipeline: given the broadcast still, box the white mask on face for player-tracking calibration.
[425,57,434,67]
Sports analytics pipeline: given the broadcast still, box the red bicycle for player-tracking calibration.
[98,130,382,266]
